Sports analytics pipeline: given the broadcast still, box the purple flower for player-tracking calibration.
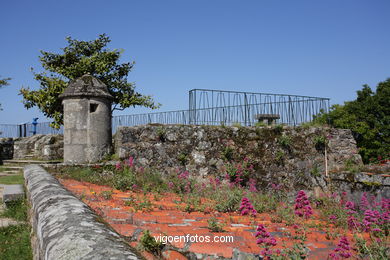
[329,236,352,259]
[347,215,360,231]
[249,178,257,192]
[329,215,337,223]
[363,209,381,232]
[294,190,313,219]
[178,171,190,179]
[240,197,257,216]
[115,161,122,170]
[255,224,277,257]
[271,183,282,191]
[128,156,134,167]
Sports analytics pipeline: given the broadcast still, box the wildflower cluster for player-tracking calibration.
[344,201,359,230]
[329,236,352,259]
[294,190,313,219]
[255,224,277,258]
[239,197,257,216]
[225,157,255,186]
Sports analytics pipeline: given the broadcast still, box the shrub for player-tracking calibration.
[156,126,166,142]
[255,122,267,127]
[177,153,188,166]
[215,188,243,212]
[275,150,285,164]
[100,190,113,200]
[207,217,224,232]
[278,135,292,149]
[249,193,279,214]
[313,135,327,151]
[139,230,164,255]
[312,78,390,163]
[221,146,234,161]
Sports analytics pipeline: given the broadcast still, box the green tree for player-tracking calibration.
[20,34,159,128]
[0,76,11,111]
[314,78,390,163]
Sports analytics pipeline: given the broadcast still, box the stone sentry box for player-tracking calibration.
[59,74,113,163]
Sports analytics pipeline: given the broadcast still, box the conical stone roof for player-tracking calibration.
[59,74,113,100]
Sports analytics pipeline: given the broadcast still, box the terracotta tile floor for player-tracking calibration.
[60,179,371,259]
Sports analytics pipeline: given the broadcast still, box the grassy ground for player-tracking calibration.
[0,174,24,185]
[0,224,32,260]
[0,168,32,260]
[0,199,32,260]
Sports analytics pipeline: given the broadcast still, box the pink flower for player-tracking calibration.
[128,156,134,167]
[178,171,190,179]
[115,161,122,170]
[255,224,277,257]
[248,178,257,192]
[294,190,313,219]
[239,197,257,216]
[329,236,352,259]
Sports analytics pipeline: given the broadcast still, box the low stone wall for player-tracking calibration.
[13,135,63,160]
[115,125,363,192]
[331,170,390,201]
[24,165,141,260]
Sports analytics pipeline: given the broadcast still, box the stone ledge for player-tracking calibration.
[24,164,142,260]
[1,184,24,203]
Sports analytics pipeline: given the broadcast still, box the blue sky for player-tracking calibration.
[0,0,389,124]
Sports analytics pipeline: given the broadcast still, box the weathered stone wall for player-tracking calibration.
[115,125,363,192]
[24,165,141,260]
[13,135,63,160]
[331,170,390,201]
[0,138,14,162]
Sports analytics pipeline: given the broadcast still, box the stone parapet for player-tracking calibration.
[115,125,363,192]
[24,165,141,260]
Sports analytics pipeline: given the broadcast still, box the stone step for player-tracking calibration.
[0,184,24,203]
[0,171,21,176]
[0,218,25,228]
[0,187,26,228]
[2,159,62,165]
[0,166,24,170]
[0,172,20,176]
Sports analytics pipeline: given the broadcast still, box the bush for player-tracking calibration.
[215,188,243,212]
[139,230,164,255]
[278,135,292,149]
[313,78,390,163]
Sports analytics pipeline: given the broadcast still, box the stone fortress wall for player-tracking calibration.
[1,125,389,198]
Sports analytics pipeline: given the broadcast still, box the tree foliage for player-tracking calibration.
[313,78,390,163]
[20,34,159,128]
[0,76,11,111]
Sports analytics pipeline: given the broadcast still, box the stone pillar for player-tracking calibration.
[59,74,113,164]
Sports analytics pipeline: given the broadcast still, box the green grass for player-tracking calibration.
[0,174,24,185]
[0,224,32,260]
[0,197,32,260]
[1,199,28,222]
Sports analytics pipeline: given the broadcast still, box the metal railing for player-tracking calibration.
[1,89,330,138]
[189,89,330,126]
[0,122,63,138]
